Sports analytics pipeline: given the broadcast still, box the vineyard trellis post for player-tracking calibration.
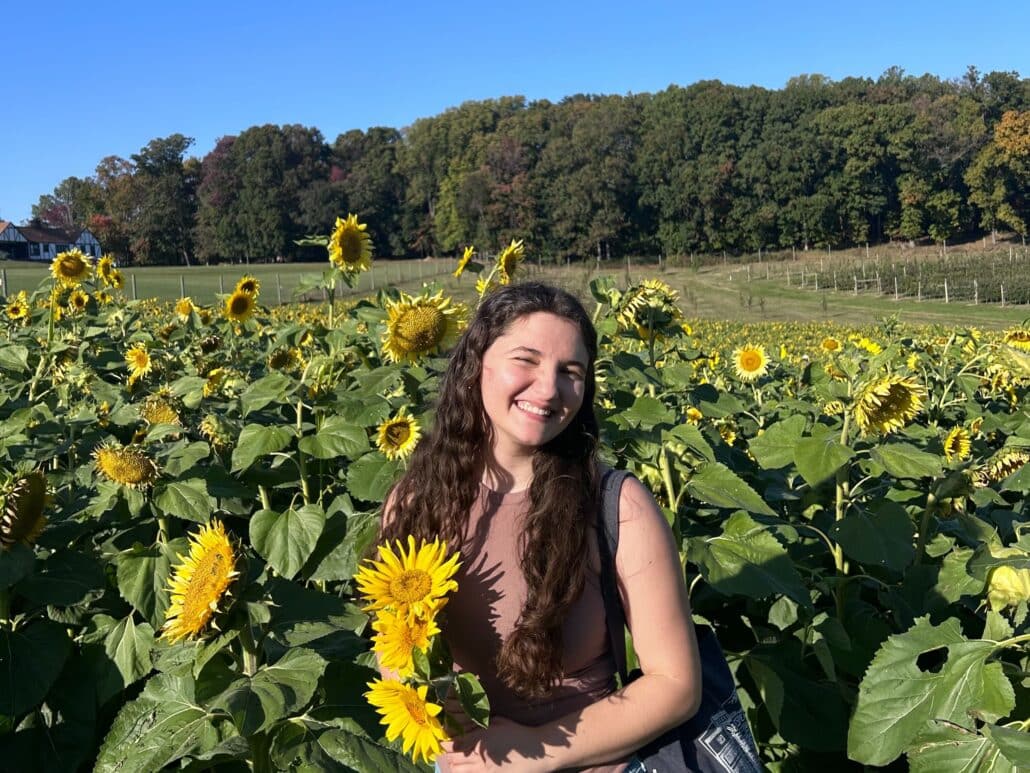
[276,274,283,305]
[894,276,899,301]
[131,273,137,301]
[179,275,186,299]
[974,278,978,305]
[219,275,225,294]
[944,277,949,304]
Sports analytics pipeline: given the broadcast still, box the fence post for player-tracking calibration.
[219,275,225,294]
[1001,283,1006,307]
[876,272,881,294]
[179,274,186,298]
[853,274,858,295]
[747,264,751,282]
[833,270,838,291]
[944,277,949,304]
[974,278,978,305]
[918,280,922,301]
[276,273,282,305]
[894,276,899,301]
[0,268,6,295]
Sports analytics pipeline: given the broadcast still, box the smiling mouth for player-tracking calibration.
[516,401,553,417]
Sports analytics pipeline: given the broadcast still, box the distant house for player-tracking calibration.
[0,219,102,261]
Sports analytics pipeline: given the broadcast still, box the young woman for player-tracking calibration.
[380,282,701,772]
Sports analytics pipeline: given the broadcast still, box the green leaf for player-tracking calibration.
[251,504,326,580]
[346,453,402,502]
[115,541,181,628]
[0,620,72,716]
[664,422,714,462]
[104,616,155,689]
[987,724,1030,767]
[240,372,294,417]
[95,673,226,773]
[306,511,380,582]
[748,415,807,470]
[935,548,985,604]
[456,672,491,729]
[689,511,810,606]
[621,395,675,428]
[872,443,944,480]
[17,549,105,606]
[793,424,854,486]
[831,500,915,572]
[231,424,293,473]
[0,542,34,589]
[686,462,775,516]
[212,648,326,736]
[317,722,428,773]
[1000,460,1030,492]
[163,441,211,477]
[909,721,1018,773]
[0,344,29,372]
[152,478,213,523]
[298,415,370,459]
[848,616,1000,766]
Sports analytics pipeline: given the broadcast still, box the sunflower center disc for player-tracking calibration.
[397,307,445,353]
[385,422,411,446]
[741,352,762,371]
[340,231,364,264]
[402,692,429,724]
[390,569,432,603]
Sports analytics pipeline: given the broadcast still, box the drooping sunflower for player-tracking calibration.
[986,448,1030,483]
[94,290,114,305]
[235,275,260,297]
[852,375,925,435]
[942,426,972,463]
[475,276,499,298]
[125,343,153,385]
[453,245,475,278]
[109,270,125,290]
[382,291,464,364]
[616,279,683,340]
[224,289,256,323]
[67,288,90,314]
[175,297,197,320]
[822,400,846,417]
[50,248,92,287]
[268,347,303,372]
[97,254,116,284]
[355,536,461,622]
[732,345,769,382]
[328,213,373,273]
[495,239,525,285]
[364,679,448,764]
[139,394,181,426]
[820,336,842,353]
[376,408,422,461]
[199,413,236,451]
[5,291,30,321]
[853,336,883,356]
[93,442,159,488]
[370,608,440,678]
[1003,328,1030,353]
[1,471,47,550]
[161,520,239,643]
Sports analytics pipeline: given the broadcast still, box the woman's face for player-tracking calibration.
[479,311,589,460]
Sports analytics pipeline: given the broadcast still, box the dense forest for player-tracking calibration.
[25,66,1030,265]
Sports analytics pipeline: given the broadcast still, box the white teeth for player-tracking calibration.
[516,401,552,416]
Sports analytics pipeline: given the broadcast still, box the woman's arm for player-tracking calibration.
[442,476,702,771]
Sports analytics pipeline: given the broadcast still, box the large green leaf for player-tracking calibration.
[163,441,211,477]
[95,672,230,772]
[688,511,810,606]
[306,510,380,582]
[848,616,1005,766]
[240,372,294,417]
[0,620,72,716]
[299,415,370,459]
[793,424,854,486]
[831,500,915,572]
[17,549,105,606]
[872,443,944,480]
[621,395,675,428]
[251,504,326,580]
[152,478,213,523]
[0,344,29,372]
[231,424,294,472]
[664,422,715,462]
[935,547,986,604]
[748,415,807,470]
[0,542,34,589]
[115,540,183,627]
[346,453,402,502]
[909,721,1022,773]
[103,616,155,690]
[686,462,775,516]
[212,648,326,736]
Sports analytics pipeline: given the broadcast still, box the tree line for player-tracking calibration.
[27,66,1030,265]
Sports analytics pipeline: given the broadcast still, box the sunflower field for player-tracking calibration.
[1,231,1030,772]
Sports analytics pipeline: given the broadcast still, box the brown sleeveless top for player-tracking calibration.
[439,483,628,772]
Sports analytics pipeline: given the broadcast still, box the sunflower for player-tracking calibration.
[5,291,29,321]
[199,413,235,451]
[161,520,239,643]
[685,407,703,424]
[93,443,159,488]
[94,290,114,305]
[718,423,737,446]
[355,536,460,622]
[820,336,842,353]
[203,368,226,397]
[382,291,463,364]
[852,375,925,435]
[328,213,373,273]
[475,276,499,298]
[50,248,92,287]
[1,472,47,550]
[986,547,1030,610]
[453,245,475,278]
[139,395,181,426]
[235,275,260,297]
[986,448,1030,483]
[68,288,89,314]
[364,679,448,764]
[853,337,883,356]
[376,408,422,461]
[495,239,525,284]
[224,289,256,323]
[1003,328,1030,352]
[109,270,125,290]
[175,297,197,320]
[268,347,303,372]
[732,345,769,382]
[617,279,682,340]
[97,254,116,284]
[823,400,846,416]
[370,608,440,678]
[942,426,972,463]
[125,343,153,385]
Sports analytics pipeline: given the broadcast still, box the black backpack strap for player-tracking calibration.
[597,467,632,684]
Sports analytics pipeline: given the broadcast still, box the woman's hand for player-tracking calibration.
[440,717,559,772]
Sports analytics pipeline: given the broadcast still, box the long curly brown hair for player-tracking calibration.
[380,282,600,698]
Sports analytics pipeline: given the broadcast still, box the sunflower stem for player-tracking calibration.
[240,623,261,677]
[248,732,272,773]
[658,447,679,540]
[833,410,852,619]
[0,588,10,625]
[914,492,937,566]
[296,400,312,505]
[258,485,272,511]
[157,516,170,544]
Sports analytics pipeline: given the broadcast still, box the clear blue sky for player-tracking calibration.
[2,0,1027,224]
